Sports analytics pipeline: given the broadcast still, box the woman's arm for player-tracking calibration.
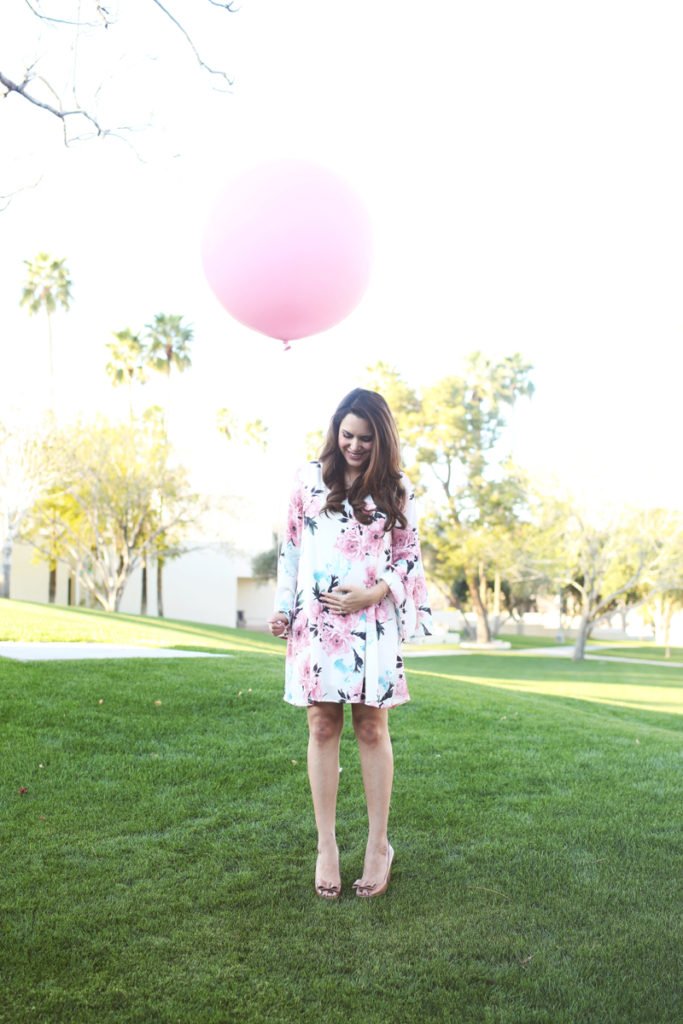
[272,471,305,633]
[379,481,432,641]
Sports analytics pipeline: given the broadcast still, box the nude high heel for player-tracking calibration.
[352,844,394,898]
[315,852,342,900]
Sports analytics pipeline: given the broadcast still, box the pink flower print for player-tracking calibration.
[364,566,377,589]
[320,617,354,656]
[287,496,302,546]
[364,522,386,556]
[347,675,365,702]
[392,527,417,560]
[291,614,309,653]
[305,493,324,518]
[375,599,390,624]
[300,660,323,701]
[394,667,408,700]
[335,525,364,561]
[412,575,428,605]
[308,675,324,702]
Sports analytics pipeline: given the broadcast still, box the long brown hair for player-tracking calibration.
[319,388,407,529]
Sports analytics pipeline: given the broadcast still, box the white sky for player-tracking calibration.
[1,0,682,548]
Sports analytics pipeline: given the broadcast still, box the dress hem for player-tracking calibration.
[283,695,411,710]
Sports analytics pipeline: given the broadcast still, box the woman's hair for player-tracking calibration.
[319,388,407,529]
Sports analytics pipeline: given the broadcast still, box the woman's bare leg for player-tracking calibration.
[351,704,394,885]
[307,702,344,887]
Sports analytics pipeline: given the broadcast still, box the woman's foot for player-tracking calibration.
[352,843,394,898]
[315,842,341,900]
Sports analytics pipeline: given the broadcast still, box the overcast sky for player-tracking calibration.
[2,0,682,538]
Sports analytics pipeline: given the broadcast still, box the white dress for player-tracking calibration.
[274,461,432,708]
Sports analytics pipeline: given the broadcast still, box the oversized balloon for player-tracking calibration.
[201,160,373,348]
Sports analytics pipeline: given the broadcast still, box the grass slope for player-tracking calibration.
[1,602,682,1023]
[0,599,281,656]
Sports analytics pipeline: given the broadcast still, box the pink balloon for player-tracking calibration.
[201,160,373,346]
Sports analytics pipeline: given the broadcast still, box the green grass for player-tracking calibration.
[494,634,572,649]
[2,602,683,1023]
[0,598,281,656]
[588,642,683,663]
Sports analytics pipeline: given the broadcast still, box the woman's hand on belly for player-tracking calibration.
[319,582,389,615]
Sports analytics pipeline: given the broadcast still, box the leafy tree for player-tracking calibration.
[0,420,50,599]
[105,328,148,420]
[366,354,534,643]
[145,313,193,378]
[216,410,269,452]
[22,417,201,612]
[650,590,683,658]
[560,508,683,660]
[252,539,279,580]
[20,252,73,411]
[304,428,325,462]
[144,313,193,436]
[19,486,74,603]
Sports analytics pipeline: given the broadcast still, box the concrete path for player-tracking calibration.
[507,644,683,668]
[404,643,683,668]
[0,640,679,669]
[0,642,232,662]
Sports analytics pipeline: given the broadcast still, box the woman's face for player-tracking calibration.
[338,413,374,477]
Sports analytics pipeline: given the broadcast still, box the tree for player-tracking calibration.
[1,1,236,147]
[560,508,683,661]
[216,410,269,452]
[20,252,73,412]
[304,429,325,462]
[105,328,148,421]
[22,418,201,612]
[144,313,193,433]
[145,313,193,378]
[366,354,535,643]
[18,486,73,604]
[650,590,683,658]
[0,420,50,599]
[252,537,279,580]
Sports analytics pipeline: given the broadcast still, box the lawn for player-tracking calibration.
[1,601,682,1023]
[0,598,280,656]
[588,642,683,663]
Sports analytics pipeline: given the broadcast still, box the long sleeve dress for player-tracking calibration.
[274,461,432,708]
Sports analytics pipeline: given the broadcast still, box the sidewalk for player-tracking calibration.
[508,644,683,669]
[0,640,680,669]
[0,642,231,662]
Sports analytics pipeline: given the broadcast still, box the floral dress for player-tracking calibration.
[274,461,432,708]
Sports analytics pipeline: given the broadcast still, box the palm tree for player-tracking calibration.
[105,328,148,421]
[142,319,193,618]
[20,253,73,413]
[145,313,193,379]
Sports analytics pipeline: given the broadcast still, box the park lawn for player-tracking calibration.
[489,634,572,649]
[587,642,683,663]
[0,599,281,656]
[404,634,574,654]
[1,609,683,1023]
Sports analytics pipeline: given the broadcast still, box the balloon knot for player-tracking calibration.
[282,339,291,352]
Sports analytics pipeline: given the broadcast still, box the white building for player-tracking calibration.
[7,537,276,630]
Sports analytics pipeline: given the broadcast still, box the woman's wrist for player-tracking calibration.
[372,581,390,605]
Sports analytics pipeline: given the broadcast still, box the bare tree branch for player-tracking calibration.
[0,69,105,140]
[2,0,235,151]
[150,0,233,88]
[0,172,43,212]
[22,0,110,28]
